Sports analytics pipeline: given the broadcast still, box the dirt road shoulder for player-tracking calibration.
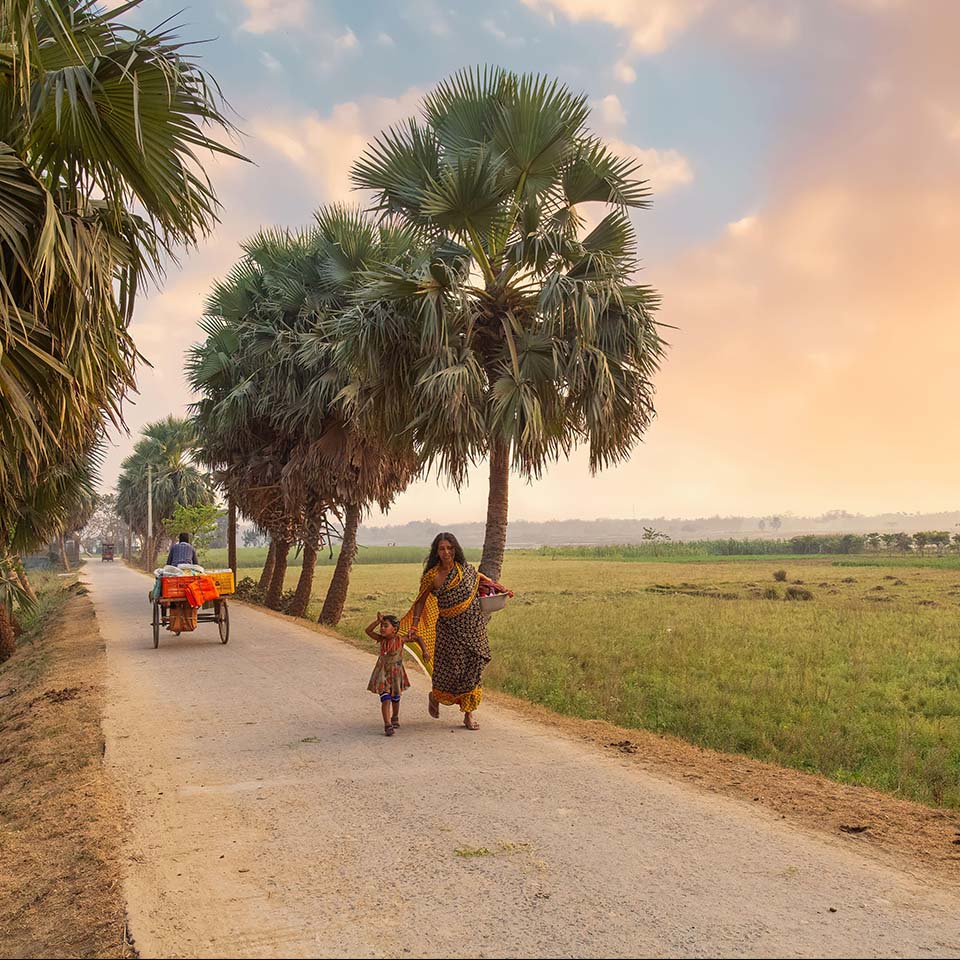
[0,576,133,959]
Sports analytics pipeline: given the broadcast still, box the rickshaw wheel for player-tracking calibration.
[152,601,160,648]
[218,599,229,644]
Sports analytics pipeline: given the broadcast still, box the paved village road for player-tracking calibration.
[86,561,960,959]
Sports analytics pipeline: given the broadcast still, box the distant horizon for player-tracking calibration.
[348,510,960,548]
[360,507,960,529]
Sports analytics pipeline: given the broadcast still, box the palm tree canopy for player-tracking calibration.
[189,208,420,549]
[347,66,665,485]
[0,0,242,550]
[115,416,214,543]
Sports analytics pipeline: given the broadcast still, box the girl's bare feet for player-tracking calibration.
[428,692,440,719]
[463,712,479,730]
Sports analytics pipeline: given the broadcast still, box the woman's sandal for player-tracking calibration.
[391,717,400,729]
[384,723,394,737]
[463,714,479,731]
[428,693,440,719]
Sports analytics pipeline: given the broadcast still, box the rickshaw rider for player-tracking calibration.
[167,532,199,567]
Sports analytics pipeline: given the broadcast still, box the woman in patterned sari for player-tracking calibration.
[402,532,512,730]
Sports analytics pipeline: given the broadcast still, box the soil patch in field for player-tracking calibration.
[0,579,132,959]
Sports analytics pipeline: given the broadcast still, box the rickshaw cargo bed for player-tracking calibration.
[160,575,219,600]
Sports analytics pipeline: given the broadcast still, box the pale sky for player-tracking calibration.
[101,0,960,524]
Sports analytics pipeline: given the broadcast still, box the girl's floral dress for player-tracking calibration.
[367,632,410,698]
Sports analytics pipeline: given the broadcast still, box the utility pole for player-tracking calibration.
[146,463,153,570]
[227,495,237,578]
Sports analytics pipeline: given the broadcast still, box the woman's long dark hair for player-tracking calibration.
[424,532,466,571]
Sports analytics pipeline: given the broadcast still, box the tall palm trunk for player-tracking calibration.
[0,603,14,663]
[227,497,237,577]
[265,539,291,610]
[319,502,360,626]
[287,542,317,618]
[58,534,72,573]
[13,557,37,604]
[258,539,276,590]
[479,437,510,581]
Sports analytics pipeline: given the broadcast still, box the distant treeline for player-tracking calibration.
[358,511,960,548]
[537,532,960,559]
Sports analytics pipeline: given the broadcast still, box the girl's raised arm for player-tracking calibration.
[364,613,383,641]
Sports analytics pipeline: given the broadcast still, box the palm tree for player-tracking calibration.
[190,275,321,610]
[0,0,240,655]
[189,234,325,611]
[271,207,418,622]
[347,67,665,580]
[115,417,214,568]
[190,210,418,621]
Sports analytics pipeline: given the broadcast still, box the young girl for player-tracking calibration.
[366,613,427,736]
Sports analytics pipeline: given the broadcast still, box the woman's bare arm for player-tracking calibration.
[407,635,430,661]
[410,598,425,633]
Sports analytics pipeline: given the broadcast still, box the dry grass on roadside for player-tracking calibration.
[0,571,132,959]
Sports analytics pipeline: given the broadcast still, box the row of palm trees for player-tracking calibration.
[190,67,666,622]
[0,0,239,659]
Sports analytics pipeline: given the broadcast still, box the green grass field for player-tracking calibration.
[229,550,960,809]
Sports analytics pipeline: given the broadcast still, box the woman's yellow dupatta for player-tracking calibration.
[398,567,439,677]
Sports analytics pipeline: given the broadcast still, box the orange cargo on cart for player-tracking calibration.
[183,576,219,608]
[160,576,192,600]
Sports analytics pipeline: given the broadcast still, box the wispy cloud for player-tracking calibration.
[729,2,798,45]
[593,94,626,127]
[259,50,283,72]
[726,215,758,237]
[239,0,308,34]
[646,6,960,515]
[613,59,636,84]
[482,17,526,45]
[252,88,424,203]
[611,141,694,194]
[521,0,708,55]
[336,28,359,50]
